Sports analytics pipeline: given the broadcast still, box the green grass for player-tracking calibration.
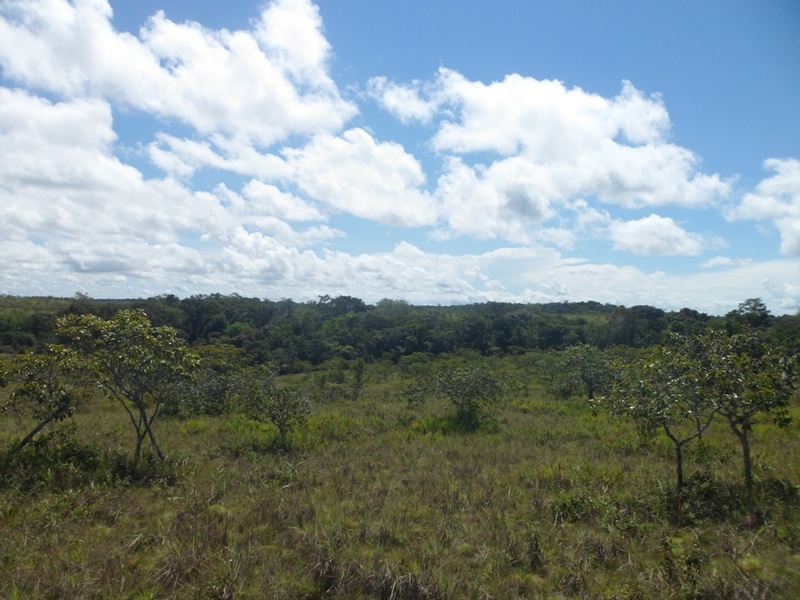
[1,358,799,599]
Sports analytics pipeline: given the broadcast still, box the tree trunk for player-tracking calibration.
[133,429,145,466]
[7,405,69,459]
[675,443,685,489]
[674,441,685,526]
[138,402,165,462]
[145,420,165,461]
[728,417,755,510]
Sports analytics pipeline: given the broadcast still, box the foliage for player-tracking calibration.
[555,343,612,400]
[167,344,249,416]
[3,293,793,370]
[404,365,508,431]
[703,329,797,503]
[605,335,720,522]
[0,345,89,460]
[730,297,771,330]
[232,364,311,449]
[56,309,199,464]
[606,329,798,518]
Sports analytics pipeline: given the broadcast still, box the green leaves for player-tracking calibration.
[605,328,799,509]
[56,309,199,463]
[405,365,507,431]
[1,344,90,457]
[231,364,311,448]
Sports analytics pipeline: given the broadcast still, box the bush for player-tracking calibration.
[404,365,508,432]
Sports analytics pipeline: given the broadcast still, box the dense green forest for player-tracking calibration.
[1,294,799,598]
[2,293,798,368]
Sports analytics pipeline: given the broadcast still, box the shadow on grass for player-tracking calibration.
[659,469,800,527]
[410,412,502,436]
[1,437,182,492]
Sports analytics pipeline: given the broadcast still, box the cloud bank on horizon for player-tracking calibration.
[0,0,798,314]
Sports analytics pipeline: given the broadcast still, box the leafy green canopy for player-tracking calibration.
[405,365,508,431]
[56,309,199,463]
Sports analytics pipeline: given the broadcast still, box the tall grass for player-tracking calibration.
[1,357,798,598]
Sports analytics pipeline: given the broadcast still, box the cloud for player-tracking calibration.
[368,70,731,243]
[609,214,705,256]
[283,128,438,226]
[729,158,800,254]
[242,180,326,222]
[367,76,438,124]
[0,88,214,242]
[433,156,558,242]
[0,0,356,145]
[700,256,754,269]
[148,133,292,180]
[377,70,730,213]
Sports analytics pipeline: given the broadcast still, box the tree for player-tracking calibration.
[405,365,507,431]
[609,329,798,515]
[1,345,89,461]
[704,330,796,505]
[557,344,611,401]
[350,358,366,401]
[57,309,199,465]
[168,344,248,416]
[232,365,311,449]
[607,336,719,522]
[736,298,770,329]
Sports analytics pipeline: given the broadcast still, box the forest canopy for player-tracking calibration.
[0,294,797,373]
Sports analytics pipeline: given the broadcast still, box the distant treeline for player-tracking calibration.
[1,294,797,372]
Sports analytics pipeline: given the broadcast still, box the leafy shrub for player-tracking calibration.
[232,365,311,450]
[404,365,507,432]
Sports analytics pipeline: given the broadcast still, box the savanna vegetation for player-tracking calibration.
[1,293,799,599]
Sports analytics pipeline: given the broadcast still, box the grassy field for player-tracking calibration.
[1,355,799,599]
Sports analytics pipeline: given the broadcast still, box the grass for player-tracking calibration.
[1,357,799,598]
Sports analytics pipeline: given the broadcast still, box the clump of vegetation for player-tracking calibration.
[1,345,89,462]
[604,329,797,523]
[231,364,312,450]
[56,309,199,465]
[404,364,508,431]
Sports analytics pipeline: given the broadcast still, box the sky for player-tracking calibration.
[1,0,799,315]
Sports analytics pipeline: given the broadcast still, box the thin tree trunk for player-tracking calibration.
[137,402,165,461]
[675,443,685,489]
[145,420,165,461]
[7,405,69,459]
[728,417,755,511]
[674,441,685,526]
[133,429,145,466]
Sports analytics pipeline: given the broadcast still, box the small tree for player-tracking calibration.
[735,298,770,329]
[704,330,796,505]
[607,336,719,523]
[1,345,89,461]
[57,309,198,465]
[557,343,611,401]
[233,365,311,449]
[405,365,507,431]
[169,345,248,416]
[351,357,366,401]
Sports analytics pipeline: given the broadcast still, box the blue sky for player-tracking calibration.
[0,0,798,314]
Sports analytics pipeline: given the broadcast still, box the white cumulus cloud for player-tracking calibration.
[730,158,800,255]
[370,70,731,242]
[367,76,438,124]
[283,128,438,226]
[609,214,705,256]
[0,0,356,145]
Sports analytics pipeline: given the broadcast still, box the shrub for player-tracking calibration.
[404,365,508,432]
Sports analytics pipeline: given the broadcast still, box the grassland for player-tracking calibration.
[1,355,799,599]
